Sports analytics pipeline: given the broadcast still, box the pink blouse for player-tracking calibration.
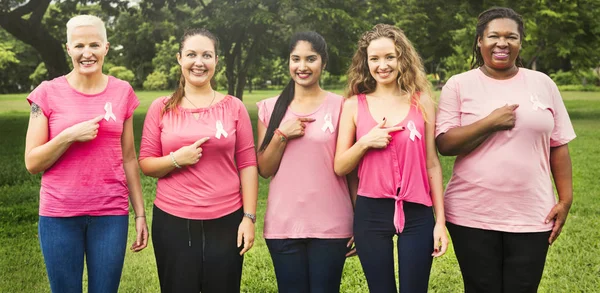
[355,94,432,232]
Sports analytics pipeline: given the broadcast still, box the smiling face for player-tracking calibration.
[177,35,217,88]
[66,25,109,76]
[478,18,521,71]
[366,37,399,86]
[289,40,324,88]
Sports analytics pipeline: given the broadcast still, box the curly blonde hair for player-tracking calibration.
[346,24,433,119]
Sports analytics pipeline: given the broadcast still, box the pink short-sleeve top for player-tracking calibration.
[436,68,576,232]
[257,92,354,239]
[26,76,139,217]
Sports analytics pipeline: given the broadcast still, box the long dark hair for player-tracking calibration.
[163,28,219,115]
[258,31,328,152]
[470,7,525,69]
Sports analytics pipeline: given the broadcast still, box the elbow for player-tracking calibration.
[333,161,349,177]
[24,158,42,175]
[257,166,273,179]
[436,145,453,156]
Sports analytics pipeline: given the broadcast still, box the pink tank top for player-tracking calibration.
[356,93,432,232]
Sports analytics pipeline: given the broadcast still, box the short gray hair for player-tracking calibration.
[66,15,107,44]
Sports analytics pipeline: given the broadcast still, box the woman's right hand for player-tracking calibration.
[64,115,104,142]
[278,117,316,140]
[487,104,519,131]
[173,137,210,166]
[358,119,404,149]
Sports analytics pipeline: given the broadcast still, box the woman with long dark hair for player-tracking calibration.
[256,31,355,293]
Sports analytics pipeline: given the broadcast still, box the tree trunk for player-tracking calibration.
[235,71,246,100]
[0,0,70,79]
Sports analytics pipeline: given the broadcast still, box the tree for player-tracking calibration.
[0,0,129,79]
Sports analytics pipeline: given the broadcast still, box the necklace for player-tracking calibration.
[184,90,216,108]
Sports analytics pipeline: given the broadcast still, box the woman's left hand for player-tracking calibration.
[238,217,255,255]
[432,222,449,258]
[545,201,572,245]
[130,216,149,252]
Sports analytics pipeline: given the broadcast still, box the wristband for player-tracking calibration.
[170,152,182,169]
[275,129,288,142]
[243,212,256,224]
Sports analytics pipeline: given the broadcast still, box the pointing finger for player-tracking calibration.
[510,104,520,110]
[385,126,405,133]
[91,115,104,123]
[298,117,316,122]
[193,137,211,147]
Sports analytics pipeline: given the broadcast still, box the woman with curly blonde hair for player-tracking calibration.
[334,24,448,292]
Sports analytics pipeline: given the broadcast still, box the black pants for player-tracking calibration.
[152,205,243,293]
[447,222,551,293]
[354,196,434,293]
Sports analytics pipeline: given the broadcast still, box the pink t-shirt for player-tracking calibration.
[436,68,576,232]
[355,94,432,233]
[139,95,257,220]
[26,76,139,217]
[257,93,354,239]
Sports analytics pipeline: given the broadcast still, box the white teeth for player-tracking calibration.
[81,61,95,65]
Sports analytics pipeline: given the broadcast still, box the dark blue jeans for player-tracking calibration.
[266,238,351,293]
[354,196,434,293]
[38,215,129,293]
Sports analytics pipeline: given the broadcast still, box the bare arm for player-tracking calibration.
[256,120,287,178]
[422,96,449,257]
[24,103,103,174]
[334,97,404,176]
[436,104,519,156]
[237,166,258,255]
[257,117,315,178]
[545,144,573,244]
[334,98,367,176]
[121,117,148,252]
[139,137,210,178]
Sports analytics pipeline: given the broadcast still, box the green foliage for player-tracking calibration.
[108,66,135,83]
[28,63,47,87]
[550,69,600,86]
[143,71,169,90]
[0,43,19,69]
[152,36,180,89]
[558,85,600,92]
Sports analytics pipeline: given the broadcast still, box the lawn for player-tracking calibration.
[0,89,598,292]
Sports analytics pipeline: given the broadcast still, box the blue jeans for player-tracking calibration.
[266,238,351,293]
[354,196,434,293]
[38,215,129,293]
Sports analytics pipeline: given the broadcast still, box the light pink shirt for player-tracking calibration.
[257,93,353,239]
[355,94,432,233]
[139,95,256,220]
[27,76,139,217]
[436,68,576,232]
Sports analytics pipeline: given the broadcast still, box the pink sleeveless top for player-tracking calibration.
[356,93,432,232]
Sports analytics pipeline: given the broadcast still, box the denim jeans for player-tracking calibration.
[354,196,434,293]
[266,238,351,293]
[38,215,128,293]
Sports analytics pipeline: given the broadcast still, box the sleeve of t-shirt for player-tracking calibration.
[235,100,257,170]
[125,85,140,119]
[256,99,271,126]
[139,98,166,160]
[26,81,51,117]
[435,76,461,137]
[548,81,576,147]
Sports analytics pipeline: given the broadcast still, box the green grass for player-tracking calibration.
[1,90,599,292]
